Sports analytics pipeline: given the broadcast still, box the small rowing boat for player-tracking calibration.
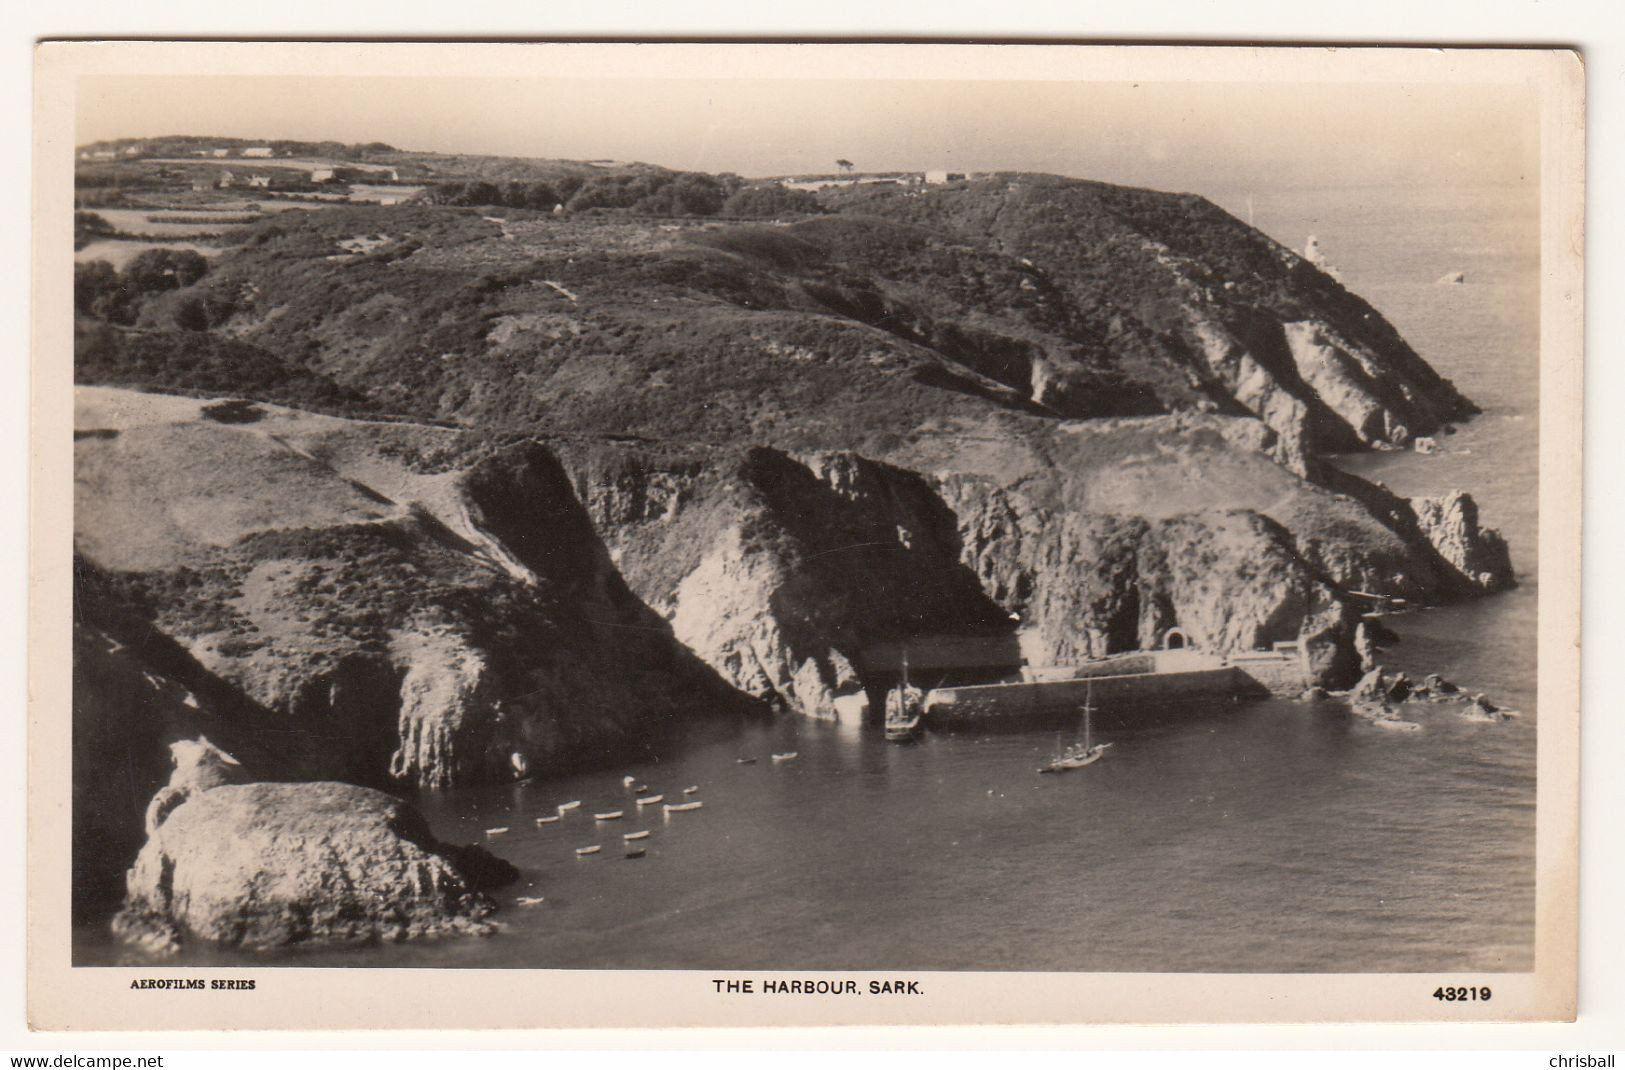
[771,752,798,763]
[535,815,560,826]
[664,801,704,813]
[557,800,582,813]
[736,757,757,765]
[516,896,545,906]
[485,827,509,837]
[623,830,651,841]
[625,848,647,859]
[575,845,601,856]
[634,784,649,793]
[594,810,624,820]
[636,794,663,806]
[682,785,699,795]
[622,775,637,787]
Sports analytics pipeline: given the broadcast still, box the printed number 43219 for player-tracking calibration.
[1433,986,1491,1002]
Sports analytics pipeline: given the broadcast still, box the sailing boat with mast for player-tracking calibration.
[884,646,925,741]
[1038,674,1111,773]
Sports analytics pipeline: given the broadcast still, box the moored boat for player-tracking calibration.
[575,845,601,856]
[1037,744,1111,773]
[594,810,624,820]
[771,752,798,763]
[885,648,925,741]
[516,896,545,906]
[535,815,560,826]
[1038,683,1111,774]
[636,794,664,806]
[682,785,699,794]
[485,827,510,837]
[623,830,651,841]
[557,800,582,813]
[664,801,703,813]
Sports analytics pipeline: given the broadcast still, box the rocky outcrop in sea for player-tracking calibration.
[115,760,516,953]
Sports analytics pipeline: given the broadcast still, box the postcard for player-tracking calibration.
[29,40,1583,1029]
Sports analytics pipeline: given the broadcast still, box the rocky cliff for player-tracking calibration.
[74,388,751,795]
[821,176,1476,468]
[557,441,1013,717]
[555,409,1505,717]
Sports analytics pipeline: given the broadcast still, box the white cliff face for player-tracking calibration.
[388,628,502,789]
[669,530,869,720]
[671,527,799,707]
[661,450,993,720]
[1190,317,1314,476]
[1281,321,1406,447]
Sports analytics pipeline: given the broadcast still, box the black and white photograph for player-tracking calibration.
[29,41,1583,1029]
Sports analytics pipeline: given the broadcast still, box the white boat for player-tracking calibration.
[622,775,637,787]
[634,784,649,793]
[636,794,664,806]
[1038,683,1111,774]
[575,845,601,856]
[771,752,798,763]
[1038,743,1111,773]
[625,847,647,859]
[485,827,509,837]
[664,801,704,813]
[516,896,545,907]
[557,800,582,813]
[534,815,560,826]
[623,830,651,841]
[594,810,624,820]
[682,785,700,795]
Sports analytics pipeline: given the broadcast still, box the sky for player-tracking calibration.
[76,74,1538,196]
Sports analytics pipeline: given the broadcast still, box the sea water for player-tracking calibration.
[77,182,1540,972]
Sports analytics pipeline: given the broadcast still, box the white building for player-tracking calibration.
[210,148,229,158]
[310,168,337,183]
[924,170,966,185]
[241,147,274,158]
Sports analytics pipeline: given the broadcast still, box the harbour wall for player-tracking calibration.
[1229,653,1313,697]
[923,666,1242,724]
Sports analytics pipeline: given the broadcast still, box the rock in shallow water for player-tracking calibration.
[114,781,517,954]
